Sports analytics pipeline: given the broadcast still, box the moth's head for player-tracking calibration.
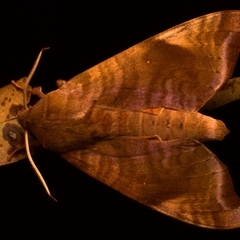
[17,108,31,130]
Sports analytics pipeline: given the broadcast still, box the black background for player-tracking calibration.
[1,1,240,239]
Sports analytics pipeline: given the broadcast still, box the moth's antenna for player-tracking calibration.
[23,48,57,202]
[23,47,49,108]
[24,131,57,202]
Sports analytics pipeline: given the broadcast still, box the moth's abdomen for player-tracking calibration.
[153,108,229,141]
[90,107,229,142]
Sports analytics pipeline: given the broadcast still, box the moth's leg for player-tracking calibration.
[139,135,162,141]
[6,139,41,162]
[11,80,45,98]
[30,86,45,98]
[6,137,41,162]
[140,108,164,115]
[7,146,25,161]
[11,79,31,92]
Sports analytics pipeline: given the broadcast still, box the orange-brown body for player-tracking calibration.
[16,11,240,229]
[18,81,228,152]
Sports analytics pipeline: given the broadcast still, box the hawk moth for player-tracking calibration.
[12,10,240,228]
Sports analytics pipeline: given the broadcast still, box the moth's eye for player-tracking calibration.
[8,131,17,140]
[2,123,24,147]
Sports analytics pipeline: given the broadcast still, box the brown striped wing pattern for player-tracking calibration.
[18,11,240,228]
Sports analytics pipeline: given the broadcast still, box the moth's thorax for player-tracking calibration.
[17,81,100,152]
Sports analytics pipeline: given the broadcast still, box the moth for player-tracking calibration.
[6,10,240,229]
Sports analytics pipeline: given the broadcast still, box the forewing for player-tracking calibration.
[61,138,240,229]
[68,11,240,112]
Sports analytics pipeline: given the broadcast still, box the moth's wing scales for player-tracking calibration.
[60,138,240,229]
[68,11,240,112]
